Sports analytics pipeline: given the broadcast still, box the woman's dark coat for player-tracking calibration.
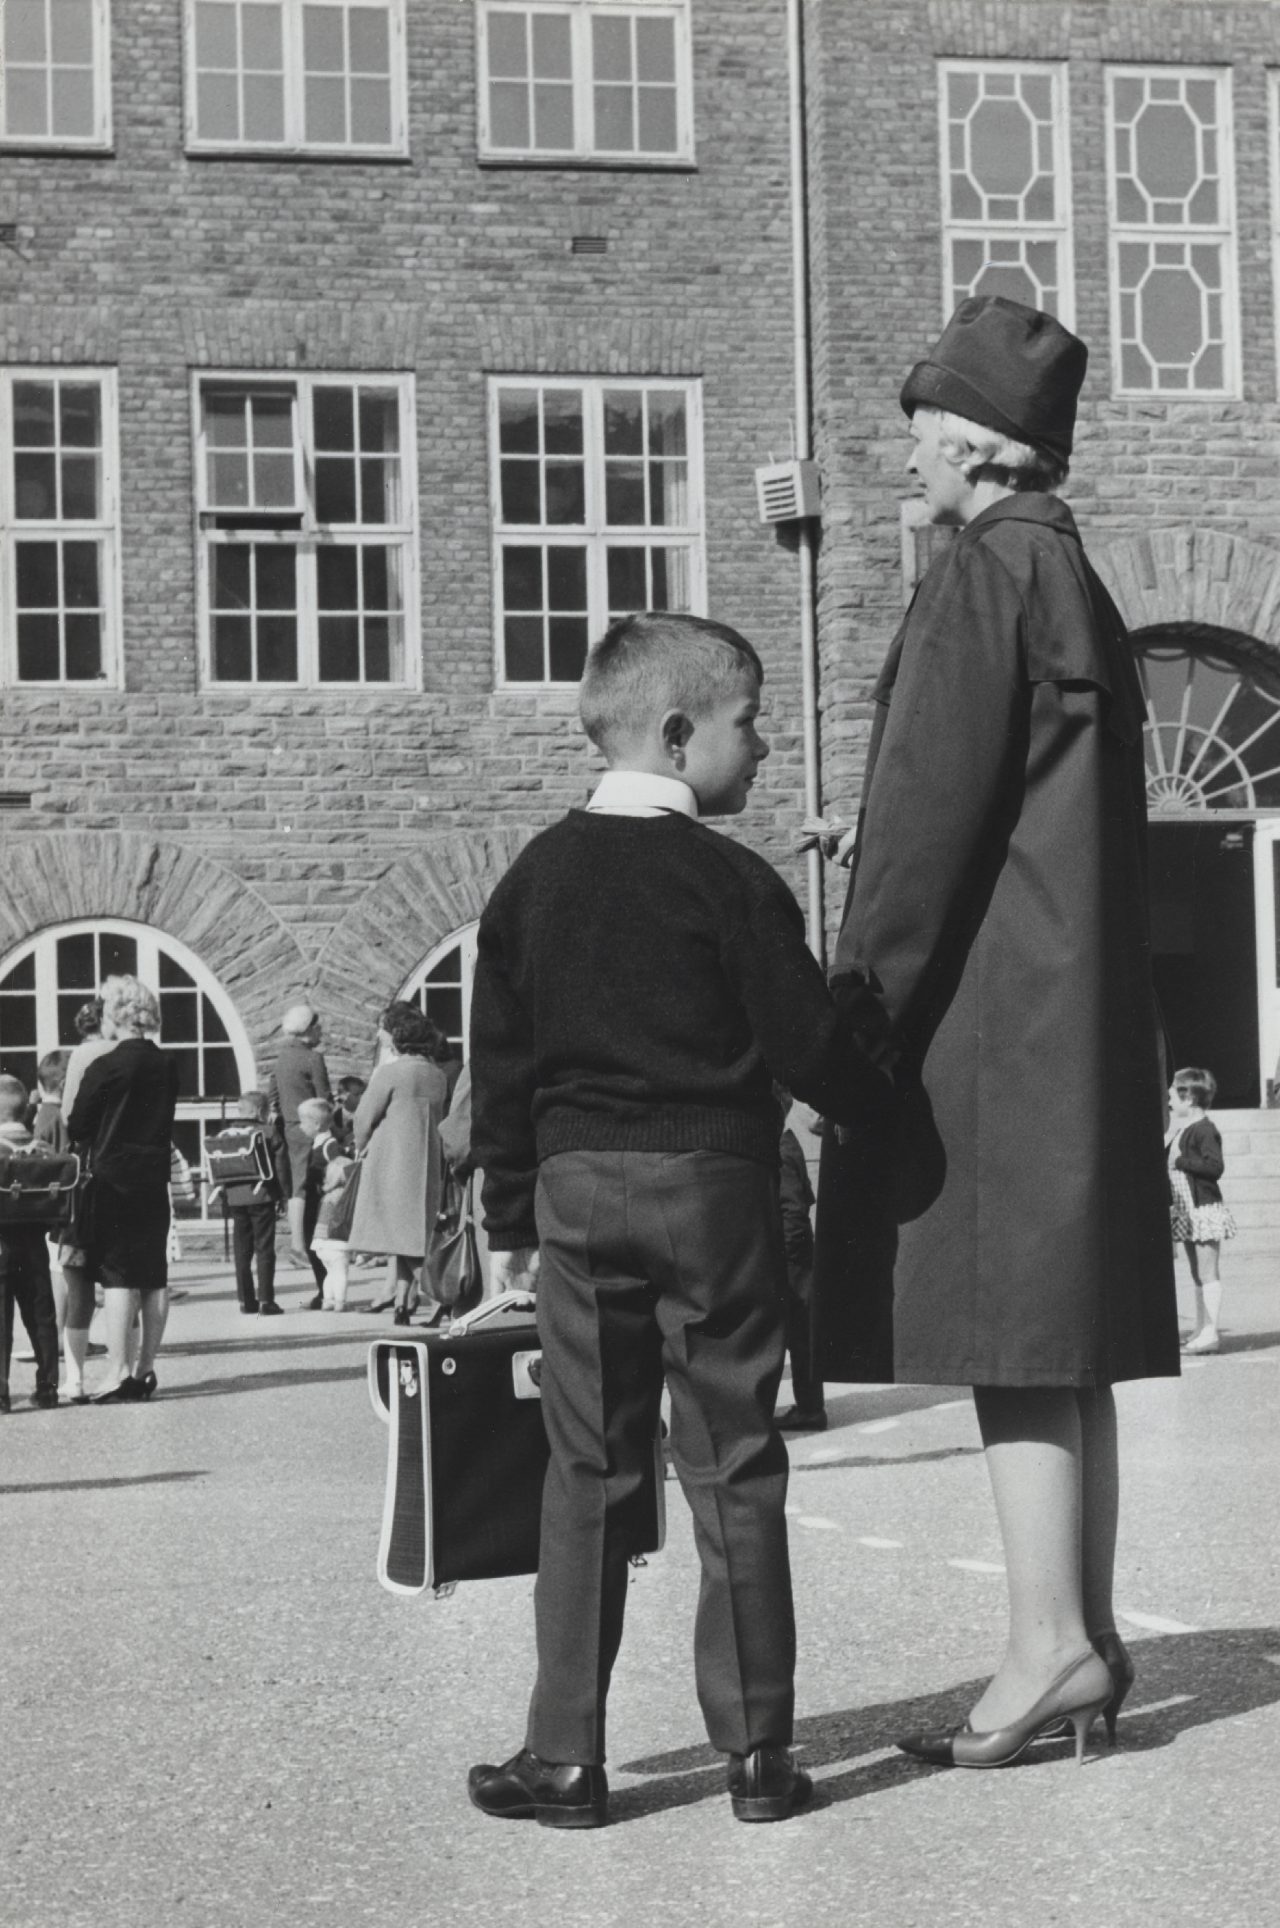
[65,1037,180,1294]
[813,494,1179,1388]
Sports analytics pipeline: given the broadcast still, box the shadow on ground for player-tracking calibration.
[610,1628,1280,1822]
[0,1470,208,1496]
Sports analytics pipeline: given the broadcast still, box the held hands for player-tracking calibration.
[490,1245,541,1295]
[795,813,858,868]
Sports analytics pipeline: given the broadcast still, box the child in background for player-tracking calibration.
[32,1049,96,1402]
[334,1076,366,1152]
[1167,1067,1237,1356]
[299,1095,347,1309]
[215,1092,290,1316]
[311,1151,355,1310]
[0,1074,61,1411]
[774,1093,826,1433]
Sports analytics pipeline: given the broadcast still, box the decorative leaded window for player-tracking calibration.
[939,61,1073,324]
[490,377,703,686]
[1107,67,1238,396]
[194,373,418,687]
[400,925,479,1059]
[477,1,692,163]
[1,0,111,147]
[185,0,406,154]
[0,370,118,686]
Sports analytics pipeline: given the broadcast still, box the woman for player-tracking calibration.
[813,297,1180,1767]
[65,975,179,1402]
[348,1003,449,1326]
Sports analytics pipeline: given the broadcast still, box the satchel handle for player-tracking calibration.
[446,1290,536,1337]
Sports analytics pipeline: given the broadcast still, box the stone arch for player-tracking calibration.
[1090,526,1280,645]
[0,832,307,1052]
[312,829,532,1055]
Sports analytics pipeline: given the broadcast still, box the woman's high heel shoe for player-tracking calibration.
[1092,1630,1135,1746]
[133,1370,158,1402]
[392,1307,411,1327]
[897,1650,1114,1769]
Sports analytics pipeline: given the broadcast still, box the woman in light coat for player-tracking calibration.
[349,1003,448,1325]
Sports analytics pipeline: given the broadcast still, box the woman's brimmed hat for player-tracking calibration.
[900,296,1088,463]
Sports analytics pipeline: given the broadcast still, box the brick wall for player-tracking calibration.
[0,0,814,1067]
[807,0,1280,941]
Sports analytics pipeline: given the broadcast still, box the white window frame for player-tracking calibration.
[0,0,112,149]
[183,0,408,157]
[192,369,421,691]
[488,375,705,690]
[476,0,694,165]
[0,367,121,690]
[1268,71,1280,398]
[938,59,1074,328]
[398,924,480,1061]
[0,918,257,1222]
[1106,64,1239,399]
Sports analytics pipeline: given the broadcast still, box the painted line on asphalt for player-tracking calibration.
[858,1536,903,1549]
[948,1558,1005,1574]
[1122,1695,1195,1719]
[798,1515,843,1532]
[855,1418,900,1435]
[933,1399,971,1410]
[804,1446,848,1463]
[1117,1608,1200,1634]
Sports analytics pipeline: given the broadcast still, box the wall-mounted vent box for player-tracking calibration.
[755,459,821,524]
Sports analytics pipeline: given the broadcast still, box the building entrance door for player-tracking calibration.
[1251,821,1280,1102]
[1148,821,1259,1107]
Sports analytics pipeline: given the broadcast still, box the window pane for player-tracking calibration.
[51,3,94,64]
[358,389,398,452]
[14,382,56,446]
[61,455,99,520]
[303,5,345,70]
[57,932,96,989]
[159,951,194,987]
[242,1,284,66]
[349,7,389,70]
[16,615,60,681]
[544,461,584,524]
[252,392,294,445]
[253,452,295,508]
[306,74,347,141]
[14,453,57,519]
[503,545,543,609]
[243,73,285,142]
[487,11,527,78]
[318,616,361,680]
[350,77,391,144]
[100,928,138,979]
[533,83,574,149]
[60,383,100,447]
[362,545,390,607]
[197,72,241,140]
[364,617,395,680]
[6,0,48,61]
[648,458,687,524]
[635,16,675,82]
[605,461,645,524]
[317,545,358,608]
[548,617,588,681]
[604,390,643,454]
[1,956,36,989]
[595,85,634,150]
[606,546,646,610]
[257,617,298,680]
[214,616,252,680]
[50,67,94,136]
[359,457,397,523]
[543,389,583,453]
[160,990,200,1044]
[0,995,37,1046]
[646,390,686,456]
[203,1047,240,1098]
[592,15,631,82]
[16,542,59,607]
[501,459,541,524]
[314,386,355,449]
[255,545,296,609]
[531,13,571,77]
[546,545,586,610]
[490,81,530,146]
[316,455,358,523]
[212,545,251,608]
[62,541,99,607]
[195,1,238,67]
[637,88,677,154]
[504,615,544,680]
[201,992,229,1037]
[209,451,249,508]
[64,613,101,678]
[498,389,540,453]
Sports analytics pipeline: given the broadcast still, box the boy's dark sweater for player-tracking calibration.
[471,809,882,1249]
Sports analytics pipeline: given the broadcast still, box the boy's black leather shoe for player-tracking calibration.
[467,1748,609,1829]
[727,1745,813,1822]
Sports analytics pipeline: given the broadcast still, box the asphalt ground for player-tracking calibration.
[2,1247,1277,1928]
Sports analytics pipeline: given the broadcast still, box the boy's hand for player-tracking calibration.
[490,1246,540,1295]
[796,813,858,866]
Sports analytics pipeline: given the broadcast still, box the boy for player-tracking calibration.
[0,1074,62,1411]
[211,1091,290,1316]
[333,1075,366,1153]
[468,611,889,1829]
[298,1095,346,1309]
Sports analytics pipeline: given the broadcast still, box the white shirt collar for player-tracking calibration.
[586,770,699,818]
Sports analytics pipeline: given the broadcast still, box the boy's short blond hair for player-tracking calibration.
[579,612,764,759]
[0,1073,28,1120]
[296,1097,332,1136]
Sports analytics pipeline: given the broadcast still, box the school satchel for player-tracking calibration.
[0,1144,82,1228]
[423,1168,482,1313]
[325,1153,364,1244]
[204,1125,274,1207]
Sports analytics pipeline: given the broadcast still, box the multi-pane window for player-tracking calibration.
[0,921,255,1223]
[477,1,692,163]
[195,374,418,687]
[1,0,110,146]
[490,378,702,686]
[0,370,118,687]
[186,0,406,153]
[1107,67,1238,396]
[401,926,480,1060]
[939,62,1073,324]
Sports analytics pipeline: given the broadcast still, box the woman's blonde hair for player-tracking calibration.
[934,408,1069,493]
[101,973,161,1037]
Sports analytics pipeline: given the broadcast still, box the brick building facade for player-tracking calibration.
[3,0,1280,1192]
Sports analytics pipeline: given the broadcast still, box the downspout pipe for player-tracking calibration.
[787,0,824,962]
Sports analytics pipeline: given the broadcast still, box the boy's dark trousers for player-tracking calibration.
[525,1148,796,1767]
[229,1201,278,1310]
[0,1227,60,1399]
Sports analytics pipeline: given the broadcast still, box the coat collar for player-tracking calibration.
[960,492,1080,541]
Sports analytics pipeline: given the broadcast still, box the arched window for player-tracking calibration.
[1136,624,1280,813]
[398,923,478,1058]
[0,919,256,1220]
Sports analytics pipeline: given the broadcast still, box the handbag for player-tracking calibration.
[326,1153,364,1244]
[423,1168,483,1313]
